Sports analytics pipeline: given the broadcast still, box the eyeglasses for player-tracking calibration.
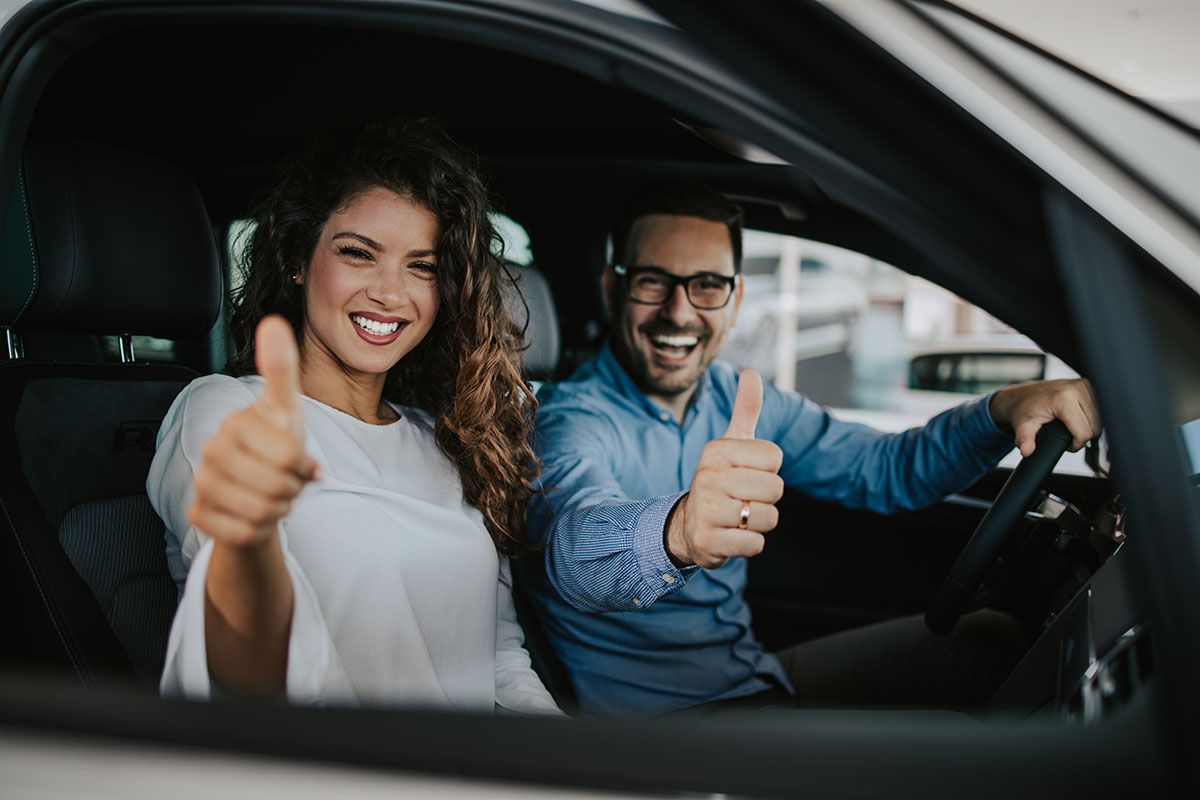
[613,264,738,310]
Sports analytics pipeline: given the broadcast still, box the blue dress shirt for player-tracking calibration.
[522,344,1014,716]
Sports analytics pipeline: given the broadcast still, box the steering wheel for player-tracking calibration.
[925,419,1073,635]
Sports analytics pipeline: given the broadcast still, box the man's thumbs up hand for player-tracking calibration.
[188,316,318,548]
[664,369,784,571]
[722,368,762,440]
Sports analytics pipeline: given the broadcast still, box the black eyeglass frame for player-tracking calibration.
[612,263,739,310]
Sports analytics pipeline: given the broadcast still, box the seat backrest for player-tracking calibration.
[502,263,561,381]
[0,141,221,685]
[1,364,201,682]
[499,263,579,708]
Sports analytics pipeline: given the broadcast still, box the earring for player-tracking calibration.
[292,272,300,283]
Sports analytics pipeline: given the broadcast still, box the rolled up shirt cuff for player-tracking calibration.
[630,491,696,607]
[970,391,1017,455]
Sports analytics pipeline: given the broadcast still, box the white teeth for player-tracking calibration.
[651,334,699,348]
[351,315,401,335]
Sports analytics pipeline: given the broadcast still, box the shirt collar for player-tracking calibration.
[597,341,714,425]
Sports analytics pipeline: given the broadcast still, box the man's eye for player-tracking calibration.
[635,274,668,288]
[337,245,373,261]
[695,277,726,291]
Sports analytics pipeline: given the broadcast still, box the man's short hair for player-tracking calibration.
[611,181,744,271]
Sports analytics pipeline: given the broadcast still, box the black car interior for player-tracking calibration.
[0,2,1185,796]
[0,140,222,684]
[0,6,1135,703]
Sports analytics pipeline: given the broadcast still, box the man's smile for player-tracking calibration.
[642,327,705,368]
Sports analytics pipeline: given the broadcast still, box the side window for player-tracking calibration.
[490,212,533,266]
[226,218,256,295]
[724,230,1085,473]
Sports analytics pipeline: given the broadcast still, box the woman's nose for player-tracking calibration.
[366,268,406,307]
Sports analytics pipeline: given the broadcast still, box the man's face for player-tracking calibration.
[607,213,743,400]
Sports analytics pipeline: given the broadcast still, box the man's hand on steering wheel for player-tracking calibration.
[925,378,1103,636]
[988,378,1102,456]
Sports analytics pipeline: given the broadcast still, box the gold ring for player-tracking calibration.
[738,501,751,530]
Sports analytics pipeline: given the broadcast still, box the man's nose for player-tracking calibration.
[657,281,697,325]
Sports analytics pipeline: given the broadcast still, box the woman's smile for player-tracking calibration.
[349,311,409,344]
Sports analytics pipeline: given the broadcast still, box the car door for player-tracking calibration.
[639,0,1200,788]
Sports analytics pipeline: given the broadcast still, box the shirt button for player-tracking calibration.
[632,598,643,607]
[661,574,676,584]
[659,411,670,422]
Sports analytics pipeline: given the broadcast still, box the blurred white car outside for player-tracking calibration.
[832,335,1092,476]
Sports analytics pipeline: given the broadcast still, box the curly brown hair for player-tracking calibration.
[227,117,537,558]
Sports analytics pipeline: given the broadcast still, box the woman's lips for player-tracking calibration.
[352,324,406,345]
[350,314,407,345]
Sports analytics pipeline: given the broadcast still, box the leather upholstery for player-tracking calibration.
[0,362,197,685]
[1,141,221,338]
[502,263,560,380]
[0,142,217,686]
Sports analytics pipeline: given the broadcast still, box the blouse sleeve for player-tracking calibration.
[148,375,356,705]
[493,559,564,716]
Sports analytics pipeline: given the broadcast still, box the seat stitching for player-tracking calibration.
[14,166,38,323]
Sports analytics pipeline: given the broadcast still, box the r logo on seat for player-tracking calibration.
[114,420,158,454]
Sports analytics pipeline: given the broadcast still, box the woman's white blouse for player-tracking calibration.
[147,374,560,714]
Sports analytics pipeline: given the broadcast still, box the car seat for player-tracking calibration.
[500,261,579,710]
[0,140,221,686]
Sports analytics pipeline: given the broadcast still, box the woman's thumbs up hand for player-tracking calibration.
[188,316,318,548]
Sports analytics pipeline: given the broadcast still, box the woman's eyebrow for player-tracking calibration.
[332,232,384,251]
[406,248,437,259]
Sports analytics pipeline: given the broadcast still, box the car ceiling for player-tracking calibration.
[28,19,929,356]
[31,23,753,217]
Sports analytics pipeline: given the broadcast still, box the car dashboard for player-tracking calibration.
[991,493,1151,724]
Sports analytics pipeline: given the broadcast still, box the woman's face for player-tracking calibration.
[297,186,441,380]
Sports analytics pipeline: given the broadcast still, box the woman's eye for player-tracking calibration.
[337,245,374,261]
[409,261,438,278]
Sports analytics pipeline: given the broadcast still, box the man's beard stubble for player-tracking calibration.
[612,313,713,398]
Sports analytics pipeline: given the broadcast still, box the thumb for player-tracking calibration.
[1013,418,1043,459]
[723,369,763,440]
[254,315,303,436]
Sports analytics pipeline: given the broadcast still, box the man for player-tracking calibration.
[522,182,1101,716]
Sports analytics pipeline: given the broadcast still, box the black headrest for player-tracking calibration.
[503,264,560,380]
[0,141,221,339]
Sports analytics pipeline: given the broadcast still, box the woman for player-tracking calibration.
[147,118,560,714]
